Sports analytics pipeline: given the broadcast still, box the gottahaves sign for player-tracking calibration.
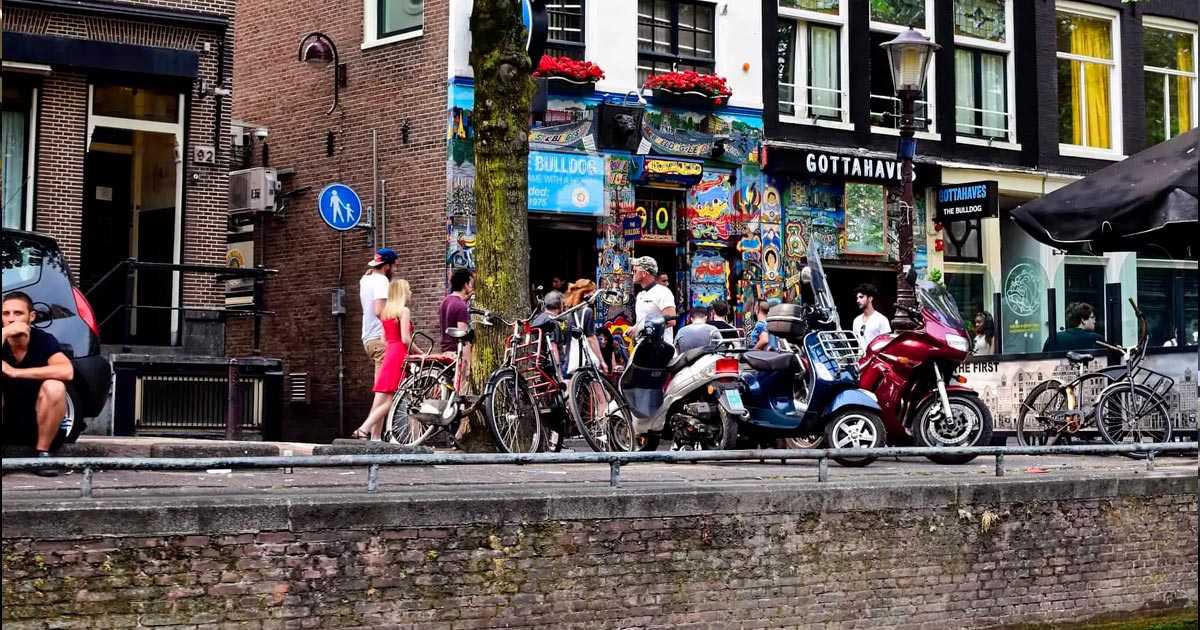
[798,150,912,183]
[935,180,998,222]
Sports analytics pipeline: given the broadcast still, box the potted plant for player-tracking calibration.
[533,55,605,95]
[644,70,733,109]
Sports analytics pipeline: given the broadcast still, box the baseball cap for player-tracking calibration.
[631,256,658,276]
[367,248,398,268]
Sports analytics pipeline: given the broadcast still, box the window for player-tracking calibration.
[944,219,983,262]
[546,2,585,60]
[953,1,1013,143]
[2,82,35,230]
[1143,20,1197,147]
[1063,261,1107,339]
[1056,3,1121,156]
[365,0,423,47]
[92,85,178,124]
[869,0,936,133]
[778,1,847,123]
[1137,258,1199,347]
[637,0,716,87]
[946,272,985,326]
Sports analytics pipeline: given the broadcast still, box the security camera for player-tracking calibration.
[212,87,232,97]
[253,127,269,140]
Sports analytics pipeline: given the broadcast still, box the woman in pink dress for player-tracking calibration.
[352,278,412,439]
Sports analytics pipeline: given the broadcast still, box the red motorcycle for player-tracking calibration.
[856,277,994,464]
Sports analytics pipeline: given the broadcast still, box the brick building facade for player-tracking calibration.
[230,0,449,441]
[2,0,235,347]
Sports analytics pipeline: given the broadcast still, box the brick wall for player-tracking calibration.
[2,477,1196,629]
[229,0,450,440]
[13,0,235,313]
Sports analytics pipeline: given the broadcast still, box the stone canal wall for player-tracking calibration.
[2,475,1196,629]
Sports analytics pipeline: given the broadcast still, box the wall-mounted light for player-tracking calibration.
[298,32,347,116]
[400,119,411,144]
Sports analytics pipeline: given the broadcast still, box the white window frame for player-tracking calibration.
[1142,16,1198,144]
[869,0,939,140]
[778,2,852,130]
[1055,1,1123,160]
[953,0,1018,150]
[363,0,424,50]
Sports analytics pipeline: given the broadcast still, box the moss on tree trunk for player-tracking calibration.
[462,0,533,449]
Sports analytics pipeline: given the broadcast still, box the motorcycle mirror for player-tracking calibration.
[601,290,624,306]
[904,267,918,287]
[31,302,53,329]
[800,266,813,285]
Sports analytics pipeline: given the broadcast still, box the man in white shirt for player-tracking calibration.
[852,283,891,352]
[360,248,397,379]
[632,256,676,345]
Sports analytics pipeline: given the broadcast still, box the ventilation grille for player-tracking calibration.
[135,375,264,433]
[288,372,310,404]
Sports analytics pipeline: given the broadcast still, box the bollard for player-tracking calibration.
[996,453,1005,477]
[609,461,621,487]
[226,359,242,441]
[283,449,294,474]
[818,457,828,482]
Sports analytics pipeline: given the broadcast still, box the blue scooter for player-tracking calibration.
[737,241,887,467]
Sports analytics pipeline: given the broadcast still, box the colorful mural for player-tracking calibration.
[685,170,734,247]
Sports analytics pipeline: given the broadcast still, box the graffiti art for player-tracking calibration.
[761,227,782,281]
[686,171,734,247]
[690,284,726,308]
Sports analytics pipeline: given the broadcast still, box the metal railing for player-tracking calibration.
[84,259,278,354]
[3,443,1194,498]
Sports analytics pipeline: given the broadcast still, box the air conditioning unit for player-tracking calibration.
[229,167,279,214]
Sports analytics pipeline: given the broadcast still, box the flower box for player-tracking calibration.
[643,70,732,110]
[649,88,727,110]
[546,76,597,96]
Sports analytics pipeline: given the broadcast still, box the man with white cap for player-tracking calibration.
[631,256,677,345]
[360,248,397,378]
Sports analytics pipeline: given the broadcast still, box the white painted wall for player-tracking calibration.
[448,0,764,111]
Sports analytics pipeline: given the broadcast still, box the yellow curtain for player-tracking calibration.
[1177,39,1193,134]
[1069,18,1112,148]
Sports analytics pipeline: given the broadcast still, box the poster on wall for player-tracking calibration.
[686,171,734,246]
[1001,257,1048,354]
[634,197,677,243]
[844,183,887,256]
[528,151,605,216]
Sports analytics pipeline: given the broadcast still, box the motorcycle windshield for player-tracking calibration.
[806,240,841,330]
[916,280,967,334]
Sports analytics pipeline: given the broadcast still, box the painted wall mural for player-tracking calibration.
[686,170,734,246]
[446,96,477,285]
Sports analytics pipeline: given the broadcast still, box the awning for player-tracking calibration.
[1,32,200,79]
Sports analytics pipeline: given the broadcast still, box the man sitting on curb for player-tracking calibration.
[2,291,74,476]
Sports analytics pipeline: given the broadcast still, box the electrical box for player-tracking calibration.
[229,167,279,214]
[331,288,346,316]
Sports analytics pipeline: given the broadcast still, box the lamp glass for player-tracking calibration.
[302,39,335,65]
[882,28,938,94]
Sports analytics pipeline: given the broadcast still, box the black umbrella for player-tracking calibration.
[1011,128,1198,256]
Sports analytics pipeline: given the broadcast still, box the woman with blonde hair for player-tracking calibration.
[563,279,605,375]
[352,278,413,439]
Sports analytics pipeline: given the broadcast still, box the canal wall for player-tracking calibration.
[2,475,1196,629]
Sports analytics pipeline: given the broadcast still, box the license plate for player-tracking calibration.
[723,389,745,412]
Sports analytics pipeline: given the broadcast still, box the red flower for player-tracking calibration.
[535,55,606,81]
[644,70,733,100]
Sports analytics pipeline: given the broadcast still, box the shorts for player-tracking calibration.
[364,338,387,378]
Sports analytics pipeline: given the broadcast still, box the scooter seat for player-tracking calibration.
[1066,351,1094,364]
[743,350,799,373]
[667,347,709,374]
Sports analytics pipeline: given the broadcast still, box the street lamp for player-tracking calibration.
[298,32,347,116]
[880,27,939,330]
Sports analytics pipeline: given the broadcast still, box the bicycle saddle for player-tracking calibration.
[1065,351,1093,363]
[445,327,475,343]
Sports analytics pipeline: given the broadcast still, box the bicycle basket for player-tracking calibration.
[1130,367,1175,400]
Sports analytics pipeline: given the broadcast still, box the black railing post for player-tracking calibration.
[992,291,1003,353]
[1046,287,1058,351]
[252,267,265,357]
[122,259,137,352]
[226,358,243,441]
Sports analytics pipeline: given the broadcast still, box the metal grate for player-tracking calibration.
[288,372,310,404]
[135,375,263,433]
[816,331,861,371]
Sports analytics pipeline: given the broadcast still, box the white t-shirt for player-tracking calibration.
[360,272,390,343]
[852,310,891,351]
[635,283,677,344]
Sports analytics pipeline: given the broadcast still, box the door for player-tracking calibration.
[81,151,133,343]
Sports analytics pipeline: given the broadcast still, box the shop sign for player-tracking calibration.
[634,200,677,243]
[935,180,998,222]
[1001,258,1047,355]
[621,216,642,244]
[630,156,705,185]
[640,118,715,158]
[527,151,605,216]
[797,150,913,183]
[529,119,594,150]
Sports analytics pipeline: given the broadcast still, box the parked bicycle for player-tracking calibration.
[1016,299,1173,458]
[382,323,481,449]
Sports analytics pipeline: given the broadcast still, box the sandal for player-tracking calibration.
[350,429,371,440]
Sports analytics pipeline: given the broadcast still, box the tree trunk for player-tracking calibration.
[463,0,533,449]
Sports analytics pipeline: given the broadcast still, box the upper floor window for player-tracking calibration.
[365,0,423,48]
[637,0,716,87]
[778,1,848,124]
[1,82,36,230]
[1143,19,1197,147]
[953,0,1014,144]
[869,0,936,133]
[546,2,586,60]
[1056,2,1121,157]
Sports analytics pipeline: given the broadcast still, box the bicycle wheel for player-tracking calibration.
[486,369,543,453]
[1095,383,1173,459]
[567,368,633,452]
[384,367,444,446]
[1015,380,1066,446]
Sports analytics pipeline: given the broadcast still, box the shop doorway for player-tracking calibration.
[634,241,679,297]
[528,215,598,293]
[821,265,898,329]
[81,129,179,346]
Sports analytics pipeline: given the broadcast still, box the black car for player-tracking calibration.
[2,228,112,449]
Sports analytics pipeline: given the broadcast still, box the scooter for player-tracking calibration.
[737,242,887,467]
[856,273,994,464]
[618,313,748,451]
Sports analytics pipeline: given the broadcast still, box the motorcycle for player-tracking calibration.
[856,273,994,464]
[738,241,887,467]
[616,313,747,451]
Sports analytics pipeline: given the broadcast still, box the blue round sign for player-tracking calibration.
[317,183,362,231]
[521,0,533,51]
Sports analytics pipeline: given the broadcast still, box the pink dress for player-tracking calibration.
[373,319,411,394]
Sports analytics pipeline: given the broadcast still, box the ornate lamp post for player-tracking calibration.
[298,32,348,116]
[880,27,939,329]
